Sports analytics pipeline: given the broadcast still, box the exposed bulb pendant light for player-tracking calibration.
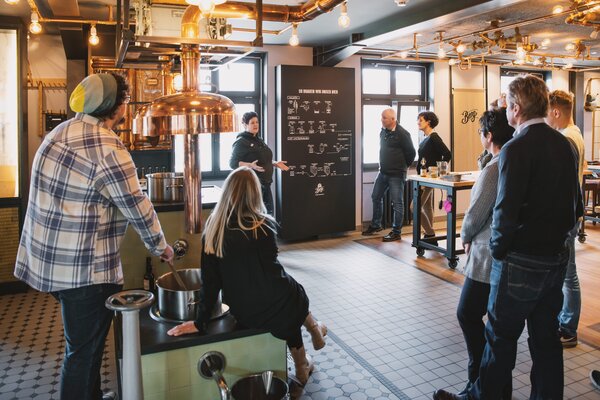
[338,2,350,28]
[541,38,551,47]
[289,23,299,46]
[399,50,409,59]
[89,24,100,46]
[4,0,19,5]
[456,42,466,54]
[186,0,226,13]
[516,44,526,60]
[437,45,446,59]
[552,5,564,14]
[29,11,42,34]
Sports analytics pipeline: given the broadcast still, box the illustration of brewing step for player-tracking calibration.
[288,120,338,135]
[287,96,333,115]
[287,162,349,177]
[307,142,349,154]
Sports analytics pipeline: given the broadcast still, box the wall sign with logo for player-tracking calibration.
[452,88,486,172]
[275,65,355,240]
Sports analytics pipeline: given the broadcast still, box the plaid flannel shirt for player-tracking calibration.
[15,113,167,292]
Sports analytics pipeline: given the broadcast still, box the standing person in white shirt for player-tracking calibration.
[546,90,586,348]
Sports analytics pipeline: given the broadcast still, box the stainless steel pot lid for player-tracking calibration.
[149,302,230,324]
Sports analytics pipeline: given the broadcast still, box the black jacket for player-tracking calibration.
[229,132,274,185]
[194,223,309,340]
[379,124,416,176]
[490,122,583,260]
[417,132,452,174]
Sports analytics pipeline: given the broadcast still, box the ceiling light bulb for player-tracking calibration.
[399,50,409,59]
[89,34,99,46]
[188,0,215,12]
[289,24,299,46]
[4,0,19,5]
[533,58,541,66]
[565,42,576,51]
[541,38,551,47]
[437,46,446,59]
[338,2,350,28]
[552,5,564,14]
[516,45,526,60]
[448,59,458,66]
[456,43,466,53]
[395,0,408,6]
[29,12,42,34]
[565,62,573,69]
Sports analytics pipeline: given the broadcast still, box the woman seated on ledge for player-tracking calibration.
[167,166,327,386]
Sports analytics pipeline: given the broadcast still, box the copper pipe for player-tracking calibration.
[181,45,200,91]
[184,134,202,234]
[153,0,345,23]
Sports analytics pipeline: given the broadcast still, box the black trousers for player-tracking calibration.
[457,277,511,399]
[261,183,274,215]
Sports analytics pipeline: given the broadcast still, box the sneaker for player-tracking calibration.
[102,391,117,400]
[382,231,401,242]
[590,370,600,391]
[559,331,578,348]
[362,225,383,236]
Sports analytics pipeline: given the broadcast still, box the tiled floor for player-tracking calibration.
[1,230,600,399]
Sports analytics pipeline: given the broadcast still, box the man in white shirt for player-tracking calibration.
[546,89,586,348]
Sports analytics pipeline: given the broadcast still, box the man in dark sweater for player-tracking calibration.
[363,108,416,241]
[434,75,582,400]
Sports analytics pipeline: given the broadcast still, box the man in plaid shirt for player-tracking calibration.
[15,73,174,400]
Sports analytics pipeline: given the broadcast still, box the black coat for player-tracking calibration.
[229,132,274,185]
[195,223,309,341]
[379,124,416,176]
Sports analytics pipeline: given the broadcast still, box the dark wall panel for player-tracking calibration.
[275,65,355,240]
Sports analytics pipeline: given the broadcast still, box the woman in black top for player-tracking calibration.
[417,111,452,240]
[167,167,327,386]
[229,111,289,215]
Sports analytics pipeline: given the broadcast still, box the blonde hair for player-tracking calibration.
[203,166,275,257]
[507,74,549,120]
[549,90,574,114]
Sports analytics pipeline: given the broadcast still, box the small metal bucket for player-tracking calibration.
[231,374,289,400]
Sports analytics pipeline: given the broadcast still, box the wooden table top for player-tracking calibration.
[408,171,479,188]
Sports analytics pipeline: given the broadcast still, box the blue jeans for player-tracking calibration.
[559,223,581,336]
[371,172,406,233]
[469,251,568,400]
[53,283,122,400]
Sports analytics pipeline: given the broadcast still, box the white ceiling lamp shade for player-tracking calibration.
[89,24,100,46]
[289,23,299,46]
[29,11,42,34]
[338,2,350,29]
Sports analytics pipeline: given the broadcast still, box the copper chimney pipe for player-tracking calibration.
[132,5,237,234]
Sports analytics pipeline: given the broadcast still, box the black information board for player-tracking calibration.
[275,65,355,240]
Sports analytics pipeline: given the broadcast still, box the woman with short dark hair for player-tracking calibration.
[229,111,289,214]
[416,111,451,242]
[455,108,513,398]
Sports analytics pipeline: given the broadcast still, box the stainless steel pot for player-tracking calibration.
[146,172,184,203]
[156,268,223,321]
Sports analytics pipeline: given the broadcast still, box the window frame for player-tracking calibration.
[361,59,430,170]
[182,55,263,180]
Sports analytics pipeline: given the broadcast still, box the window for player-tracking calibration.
[174,56,262,178]
[361,60,430,167]
[500,69,549,95]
